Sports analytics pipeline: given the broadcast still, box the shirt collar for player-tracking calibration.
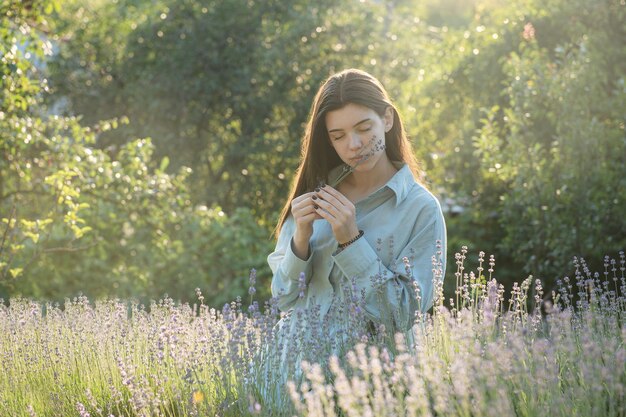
[327,161,416,207]
[387,162,415,207]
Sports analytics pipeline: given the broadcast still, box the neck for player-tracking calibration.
[346,155,397,192]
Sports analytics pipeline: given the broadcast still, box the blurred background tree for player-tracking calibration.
[2,0,624,307]
[396,0,626,293]
[1,0,273,306]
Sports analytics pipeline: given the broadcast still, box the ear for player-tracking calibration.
[383,106,394,133]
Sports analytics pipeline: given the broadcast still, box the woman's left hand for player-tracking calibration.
[314,185,360,244]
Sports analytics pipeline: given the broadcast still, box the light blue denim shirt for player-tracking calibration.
[268,162,447,334]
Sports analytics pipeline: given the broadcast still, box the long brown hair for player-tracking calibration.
[274,68,423,238]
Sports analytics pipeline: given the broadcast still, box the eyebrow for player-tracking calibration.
[328,118,372,133]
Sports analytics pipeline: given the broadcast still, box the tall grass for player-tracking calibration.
[0,249,624,416]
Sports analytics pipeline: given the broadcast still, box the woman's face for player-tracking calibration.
[325,103,393,172]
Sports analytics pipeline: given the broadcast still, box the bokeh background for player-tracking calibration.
[1,0,625,308]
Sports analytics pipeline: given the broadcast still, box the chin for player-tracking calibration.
[353,161,373,173]
[360,154,382,169]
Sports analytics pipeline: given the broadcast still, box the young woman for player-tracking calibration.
[264,70,446,392]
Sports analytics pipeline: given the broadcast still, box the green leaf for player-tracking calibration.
[24,232,39,244]
[9,268,23,278]
[160,156,170,171]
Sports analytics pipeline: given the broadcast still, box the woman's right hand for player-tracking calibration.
[290,192,322,259]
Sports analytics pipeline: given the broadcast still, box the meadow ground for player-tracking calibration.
[1,250,624,417]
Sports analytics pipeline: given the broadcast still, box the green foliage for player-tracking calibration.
[46,0,328,223]
[44,0,443,224]
[399,0,626,282]
[1,119,272,304]
[1,1,272,306]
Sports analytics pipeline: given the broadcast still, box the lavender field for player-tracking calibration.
[1,250,624,417]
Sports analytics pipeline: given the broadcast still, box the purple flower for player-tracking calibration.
[298,272,307,299]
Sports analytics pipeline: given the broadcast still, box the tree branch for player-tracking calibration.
[0,204,15,255]
[42,242,98,253]
[0,188,47,202]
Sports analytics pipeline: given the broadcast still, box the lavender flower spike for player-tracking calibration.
[330,135,386,188]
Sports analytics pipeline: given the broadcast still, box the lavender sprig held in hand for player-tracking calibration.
[329,135,386,188]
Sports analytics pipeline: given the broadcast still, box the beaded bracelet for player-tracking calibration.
[337,230,364,250]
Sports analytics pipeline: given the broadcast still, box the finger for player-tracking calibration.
[292,192,317,206]
[297,212,321,223]
[292,203,317,218]
[311,212,323,220]
[293,197,325,219]
[313,204,338,225]
[292,194,317,211]
[319,185,353,207]
[291,199,309,213]
[316,188,348,213]
[314,196,342,218]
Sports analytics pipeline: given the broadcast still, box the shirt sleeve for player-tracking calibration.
[268,215,314,311]
[332,198,447,332]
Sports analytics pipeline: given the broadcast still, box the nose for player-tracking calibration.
[348,133,363,151]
